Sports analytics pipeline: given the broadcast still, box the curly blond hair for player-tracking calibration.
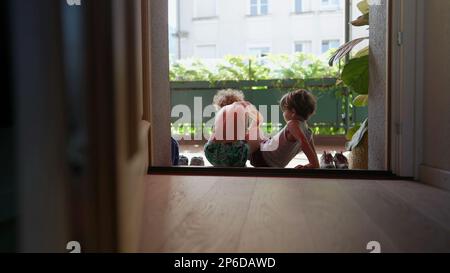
[213,89,245,109]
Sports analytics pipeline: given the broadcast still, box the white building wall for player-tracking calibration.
[175,0,353,59]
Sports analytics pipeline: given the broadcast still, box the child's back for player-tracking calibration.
[212,101,262,143]
[205,90,262,167]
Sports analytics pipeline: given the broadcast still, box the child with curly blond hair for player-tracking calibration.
[204,89,264,167]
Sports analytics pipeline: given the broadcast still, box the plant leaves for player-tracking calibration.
[353,94,369,107]
[328,37,369,66]
[170,54,339,82]
[346,118,369,151]
[354,46,369,58]
[346,125,361,141]
[341,55,369,95]
[357,0,370,14]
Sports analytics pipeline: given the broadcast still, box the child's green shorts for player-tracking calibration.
[204,141,249,167]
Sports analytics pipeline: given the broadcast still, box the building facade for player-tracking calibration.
[170,0,356,60]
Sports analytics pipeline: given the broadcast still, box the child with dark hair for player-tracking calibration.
[250,89,320,169]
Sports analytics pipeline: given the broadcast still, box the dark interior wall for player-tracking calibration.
[6,0,119,252]
[0,0,16,253]
[10,0,70,252]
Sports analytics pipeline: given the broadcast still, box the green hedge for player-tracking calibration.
[170,79,368,138]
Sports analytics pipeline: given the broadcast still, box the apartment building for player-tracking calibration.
[170,0,353,59]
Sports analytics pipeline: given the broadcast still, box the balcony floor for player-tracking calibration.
[180,144,349,168]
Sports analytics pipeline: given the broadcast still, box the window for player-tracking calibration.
[321,40,340,53]
[194,0,217,18]
[320,0,340,10]
[295,0,303,13]
[250,0,269,16]
[248,46,271,57]
[195,45,217,59]
[294,0,311,13]
[294,41,312,53]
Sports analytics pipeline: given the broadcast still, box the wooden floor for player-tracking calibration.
[140,175,450,253]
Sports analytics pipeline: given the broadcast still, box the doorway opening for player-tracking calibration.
[160,0,385,174]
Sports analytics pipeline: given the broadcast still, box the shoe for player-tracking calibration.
[320,151,335,169]
[333,152,349,169]
[179,155,189,166]
[190,156,205,166]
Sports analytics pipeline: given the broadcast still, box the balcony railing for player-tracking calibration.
[170,78,367,141]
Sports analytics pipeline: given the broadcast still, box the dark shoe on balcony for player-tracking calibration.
[179,155,189,166]
[190,156,205,166]
[320,151,335,169]
[333,152,349,169]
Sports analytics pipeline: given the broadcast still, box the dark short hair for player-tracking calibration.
[280,89,317,121]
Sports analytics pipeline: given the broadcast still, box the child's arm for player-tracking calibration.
[244,102,265,141]
[299,137,319,169]
[245,106,266,153]
[287,121,320,169]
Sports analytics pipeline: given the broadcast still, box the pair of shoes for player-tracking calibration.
[320,151,335,169]
[179,155,189,166]
[320,151,349,169]
[333,152,349,169]
[190,156,205,166]
[178,155,205,166]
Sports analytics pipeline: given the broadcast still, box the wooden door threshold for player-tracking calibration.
[148,167,412,180]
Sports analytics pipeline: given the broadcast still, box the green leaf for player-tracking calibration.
[354,46,369,58]
[346,125,361,141]
[328,38,368,66]
[346,118,369,151]
[342,55,369,95]
[353,95,369,107]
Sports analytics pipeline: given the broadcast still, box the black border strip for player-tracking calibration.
[148,167,412,180]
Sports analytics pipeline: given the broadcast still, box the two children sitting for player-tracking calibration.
[204,89,321,169]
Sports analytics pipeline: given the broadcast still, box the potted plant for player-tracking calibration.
[329,0,370,169]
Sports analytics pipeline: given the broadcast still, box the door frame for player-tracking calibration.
[389,0,424,179]
[148,0,172,167]
[147,0,409,179]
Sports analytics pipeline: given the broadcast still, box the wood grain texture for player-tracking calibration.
[238,178,317,252]
[159,177,256,252]
[339,179,450,252]
[376,180,450,233]
[140,176,217,252]
[240,178,397,253]
[140,175,450,253]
